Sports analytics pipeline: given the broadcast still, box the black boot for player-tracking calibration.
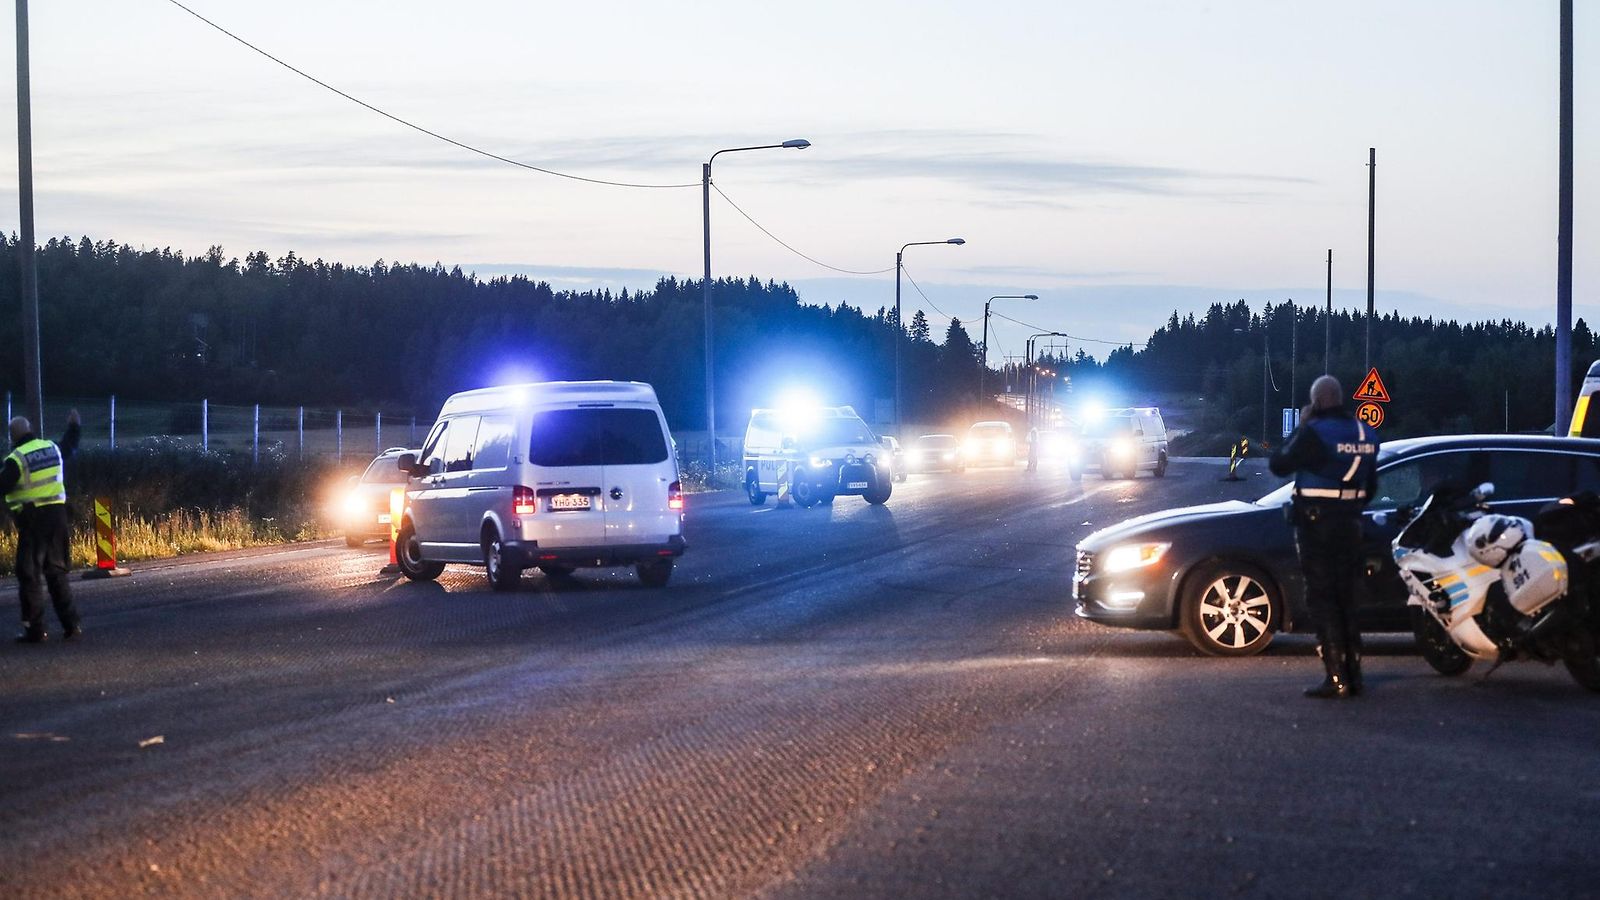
[1344,645,1363,697]
[14,627,47,644]
[1304,642,1349,698]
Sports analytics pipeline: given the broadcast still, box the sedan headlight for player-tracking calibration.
[340,491,368,520]
[1102,542,1171,573]
[809,456,833,468]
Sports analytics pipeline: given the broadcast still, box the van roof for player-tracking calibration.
[440,381,659,416]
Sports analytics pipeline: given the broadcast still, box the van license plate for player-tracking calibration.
[549,494,591,511]
[847,481,869,489]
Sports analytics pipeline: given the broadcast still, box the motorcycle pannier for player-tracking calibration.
[1501,539,1569,616]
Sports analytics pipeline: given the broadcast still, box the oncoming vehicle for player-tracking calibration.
[1073,434,1600,656]
[908,433,964,473]
[964,421,1017,467]
[338,447,414,547]
[395,381,686,591]
[742,406,893,508]
[1071,407,1168,480]
[880,435,908,483]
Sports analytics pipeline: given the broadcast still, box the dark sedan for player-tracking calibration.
[1075,435,1600,655]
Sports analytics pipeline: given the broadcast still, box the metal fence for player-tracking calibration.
[3,392,424,464]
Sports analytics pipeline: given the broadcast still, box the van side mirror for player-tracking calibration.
[397,453,417,476]
[429,457,446,476]
[1473,481,1496,502]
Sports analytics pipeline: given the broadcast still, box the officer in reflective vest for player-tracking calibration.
[1269,376,1379,698]
[3,410,82,643]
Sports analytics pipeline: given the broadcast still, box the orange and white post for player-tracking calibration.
[86,496,130,578]
[381,486,405,574]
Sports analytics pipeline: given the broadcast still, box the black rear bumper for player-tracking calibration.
[505,534,687,569]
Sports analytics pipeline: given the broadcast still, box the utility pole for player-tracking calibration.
[702,161,715,472]
[1289,299,1297,411]
[1556,0,1574,435]
[1365,148,1376,372]
[1324,249,1333,374]
[15,0,42,426]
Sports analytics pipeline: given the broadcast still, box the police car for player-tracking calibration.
[742,405,893,508]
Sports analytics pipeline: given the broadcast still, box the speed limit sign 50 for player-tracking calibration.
[1356,401,1385,428]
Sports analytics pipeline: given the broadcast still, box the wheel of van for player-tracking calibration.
[746,471,767,506]
[1154,451,1169,478]
[791,470,819,508]
[483,527,522,592]
[637,559,674,588]
[396,521,444,582]
[1179,562,1279,656]
[864,479,892,505]
[1410,608,1472,676]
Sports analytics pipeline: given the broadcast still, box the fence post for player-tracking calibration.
[253,403,260,466]
[376,411,382,455]
[109,394,116,451]
[336,410,343,462]
[202,399,209,452]
[297,406,304,461]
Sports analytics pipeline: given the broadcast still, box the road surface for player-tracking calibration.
[2,460,1597,898]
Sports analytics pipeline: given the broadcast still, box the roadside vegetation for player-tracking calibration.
[0,439,342,576]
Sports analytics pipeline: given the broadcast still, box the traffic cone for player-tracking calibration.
[379,487,403,575]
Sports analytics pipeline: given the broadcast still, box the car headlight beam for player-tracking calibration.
[1102,542,1171,573]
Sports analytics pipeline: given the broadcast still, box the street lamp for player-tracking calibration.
[1235,325,1271,444]
[980,294,1037,402]
[702,138,810,474]
[894,238,965,434]
[1026,331,1067,427]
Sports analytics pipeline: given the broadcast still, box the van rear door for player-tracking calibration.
[527,407,609,548]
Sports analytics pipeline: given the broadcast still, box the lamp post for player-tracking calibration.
[980,294,1037,403]
[1025,331,1067,427]
[1235,325,1271,444]
[702,138,810,473]
[894,238,964,434]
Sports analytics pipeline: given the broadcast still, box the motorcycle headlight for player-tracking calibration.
[809,456,833,469]
[1102,542,1171,573]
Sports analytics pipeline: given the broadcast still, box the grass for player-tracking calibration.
[0,507,324,576]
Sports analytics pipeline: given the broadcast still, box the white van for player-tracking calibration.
[395,381,686,590]
[742,406,893,508]
[1070,406,1169,480]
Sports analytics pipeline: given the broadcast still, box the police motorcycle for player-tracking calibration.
[1391,481,1600,690]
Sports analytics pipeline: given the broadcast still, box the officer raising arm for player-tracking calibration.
[3,409,82,644]
[1269,376,1379,699]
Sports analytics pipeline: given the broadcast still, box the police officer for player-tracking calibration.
[3,410,82,643]
[1269,376,1378,698]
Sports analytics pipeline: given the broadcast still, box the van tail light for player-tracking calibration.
[668,481,684,511]
[513,485,538,516]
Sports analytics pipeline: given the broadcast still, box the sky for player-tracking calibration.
[0,0,1595,359]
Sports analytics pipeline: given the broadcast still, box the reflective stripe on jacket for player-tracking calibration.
[1292,417,1378,509]
[4,439,67,512]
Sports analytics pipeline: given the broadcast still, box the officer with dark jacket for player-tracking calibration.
[1269,377,1378,698]
[3,410,82,643]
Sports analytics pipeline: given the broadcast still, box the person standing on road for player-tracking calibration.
[4,410,83,643]
[1269,376,1378,699]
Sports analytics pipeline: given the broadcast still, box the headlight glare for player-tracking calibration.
[809,456,833,469]
[1103,542,1171,573]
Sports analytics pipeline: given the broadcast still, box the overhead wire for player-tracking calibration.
[988,311,1148,350]
[711,184,895,276]
[160,0,699,190]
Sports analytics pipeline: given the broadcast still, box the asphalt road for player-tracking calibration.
[2,459,1598,899]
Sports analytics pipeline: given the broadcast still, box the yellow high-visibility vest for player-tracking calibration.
[5,439,67,512]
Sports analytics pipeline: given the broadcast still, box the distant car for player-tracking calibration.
[1071,407,1168,480]
[742,405,893,508]
[880,435,908,482]
[339,447,414,547]
[908,433,965,473]
[1074,434,1600,656]
[964,421,1017,467]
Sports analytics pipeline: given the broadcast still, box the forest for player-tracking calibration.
[0,235,1591,450]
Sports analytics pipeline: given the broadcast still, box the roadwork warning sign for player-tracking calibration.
[1353,367,1391,403]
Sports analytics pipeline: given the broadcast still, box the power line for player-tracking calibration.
[898,265,958,322]
[711,184,895,276]
[160,0,699,190]
[989,311,1147,349]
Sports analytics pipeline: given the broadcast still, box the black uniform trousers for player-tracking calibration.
[1293,509,1363,660]
[13,504,79,633]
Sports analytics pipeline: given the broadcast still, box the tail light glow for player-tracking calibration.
[513,485,538,516]
[668,480,684,511]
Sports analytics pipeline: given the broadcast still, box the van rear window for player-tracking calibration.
[529,408,669,467]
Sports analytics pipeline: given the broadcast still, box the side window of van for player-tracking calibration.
[473,416,515,470]
[442,415,480,473]
[745,413,778,454]
[420,421,449,472]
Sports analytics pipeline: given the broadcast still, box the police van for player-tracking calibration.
[1069,406,1169,480]
[394,381,686,590]
[1570,360,1600,438]
[742,405,893,508]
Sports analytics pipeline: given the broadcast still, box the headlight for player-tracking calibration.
[340,491,368,520]
[1102,542,1171,573]
[942,451,955,461]
[809,456,833,468]
[1110,438,1135,457]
